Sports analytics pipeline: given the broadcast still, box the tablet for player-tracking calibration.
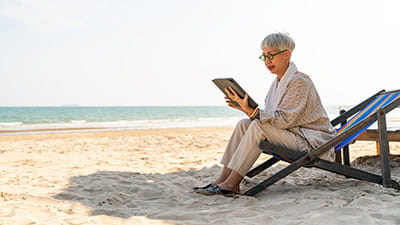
[212,78,258,109]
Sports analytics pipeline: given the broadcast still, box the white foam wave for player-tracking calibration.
[71,120,87,123]
[0,117,243,134]
[0,122,23,127]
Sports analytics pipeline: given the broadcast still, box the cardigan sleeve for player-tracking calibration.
[259,78,311,129]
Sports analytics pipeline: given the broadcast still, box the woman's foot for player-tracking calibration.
[195,185,239,197]
[192,183,215,190]
[219,183,240,194]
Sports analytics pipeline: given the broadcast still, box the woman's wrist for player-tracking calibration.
[244,107,254,116]
[248,108,259,119]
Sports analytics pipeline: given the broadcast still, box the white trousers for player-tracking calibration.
[220,119,311,176]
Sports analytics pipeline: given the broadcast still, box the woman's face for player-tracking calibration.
[261,46,291,79]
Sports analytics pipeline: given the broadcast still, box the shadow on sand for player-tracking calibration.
[52,165,262,224]
[53,156,400,224]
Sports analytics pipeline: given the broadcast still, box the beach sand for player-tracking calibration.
[1,127,400,225]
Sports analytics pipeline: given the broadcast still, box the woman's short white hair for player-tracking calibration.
[261,33,295,52]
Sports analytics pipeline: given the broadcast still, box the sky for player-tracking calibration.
[1,0,400,106]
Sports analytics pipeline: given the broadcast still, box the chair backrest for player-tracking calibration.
[334,90,400,152]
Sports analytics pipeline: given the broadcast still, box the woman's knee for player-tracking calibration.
[235,118,252,130]
[256,121,300,150]
[247,119,264,131]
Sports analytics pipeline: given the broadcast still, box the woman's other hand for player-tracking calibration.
[224,87,254,116]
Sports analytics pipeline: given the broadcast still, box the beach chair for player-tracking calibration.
[244,89,400,196]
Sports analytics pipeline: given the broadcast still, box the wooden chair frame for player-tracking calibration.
[244,89,400,196]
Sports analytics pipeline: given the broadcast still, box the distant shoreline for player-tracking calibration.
[0,125,236,136]
[0,127,109,135]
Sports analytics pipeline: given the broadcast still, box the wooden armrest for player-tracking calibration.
[356,129,400,142]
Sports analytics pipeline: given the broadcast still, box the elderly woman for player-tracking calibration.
[194,33,336,197]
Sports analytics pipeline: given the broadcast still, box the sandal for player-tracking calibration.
[192,183,214,190]
[195,186,239,197]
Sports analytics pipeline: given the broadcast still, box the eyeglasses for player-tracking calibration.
[258,49,287,61]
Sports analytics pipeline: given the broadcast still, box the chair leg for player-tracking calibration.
[343,145,350,166]
[339,109,351,166]
[244,158,312,196]
[377,109,392,188]
[335,151,342,164]
[246,157,279,178]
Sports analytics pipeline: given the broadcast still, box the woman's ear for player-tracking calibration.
[284,50,291,59]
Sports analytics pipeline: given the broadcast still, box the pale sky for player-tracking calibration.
[1,0,400,106]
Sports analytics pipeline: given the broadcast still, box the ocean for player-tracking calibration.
[1,106,399,135]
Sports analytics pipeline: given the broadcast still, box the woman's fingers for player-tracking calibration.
[225,87,240,101]
[244,93,249,101]
[225,97,242,110]
[224,88,233,99]
[223,88,248,112]
[228,87,239,99]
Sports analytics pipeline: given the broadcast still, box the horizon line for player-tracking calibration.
[0,104,352,107]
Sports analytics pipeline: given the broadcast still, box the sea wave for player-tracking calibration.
[0,122,23,127]
[70,120,87,123]
[0,117,243,134]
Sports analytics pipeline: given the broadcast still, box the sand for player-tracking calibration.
[1,127,400,225]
